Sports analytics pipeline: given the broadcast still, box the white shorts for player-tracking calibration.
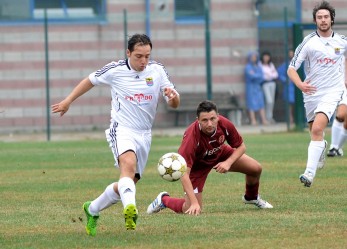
[338,90,347,106]
[304,91,343,123]
[105,123,152,177]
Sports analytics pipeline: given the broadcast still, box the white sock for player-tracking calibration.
[336,127,347,149]
[305,140,325,177]
[89,182,121,216]
[330,119,343,149]
[118,177,136,208]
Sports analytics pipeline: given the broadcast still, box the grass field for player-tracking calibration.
[1,132,346,249]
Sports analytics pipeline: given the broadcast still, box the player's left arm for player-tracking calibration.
[164,87,180,108]
[157,64,180,108]
[213,143,246,174]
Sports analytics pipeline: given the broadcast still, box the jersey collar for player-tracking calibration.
[316,30,334,38]
[126,58,147,74]
[125,59,131,70]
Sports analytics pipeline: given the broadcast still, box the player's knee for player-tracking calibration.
[250,161,262,177]
[255,162,262,176]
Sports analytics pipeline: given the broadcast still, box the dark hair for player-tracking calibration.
[312,1,335,25]
[196,100,218,117]
[260,51,272,64]
[127,34,152,52]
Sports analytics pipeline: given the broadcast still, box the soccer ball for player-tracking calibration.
[157,152,187,182]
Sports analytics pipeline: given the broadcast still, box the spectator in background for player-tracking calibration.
[244,51,268,125]
[277,49,295,125]
[260,51,278,124]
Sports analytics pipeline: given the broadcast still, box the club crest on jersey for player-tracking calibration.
[146,77,153,86]
[335,48,341,55]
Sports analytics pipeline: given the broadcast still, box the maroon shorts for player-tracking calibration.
[189,145,234,193]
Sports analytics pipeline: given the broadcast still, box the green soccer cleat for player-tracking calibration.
[83,201,99,236]
[123,204,138,230]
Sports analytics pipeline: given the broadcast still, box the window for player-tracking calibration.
[0,0,106,24]
[175,0,205,23]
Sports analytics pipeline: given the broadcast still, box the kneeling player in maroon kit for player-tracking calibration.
[147,100,273,215]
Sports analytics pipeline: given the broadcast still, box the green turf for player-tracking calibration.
[1,132,346,249]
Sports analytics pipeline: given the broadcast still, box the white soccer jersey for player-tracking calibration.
[89,59,175,130]
[290,31,347,95]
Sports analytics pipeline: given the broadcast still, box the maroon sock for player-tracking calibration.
[245,182,259,200]
[162,196,185,213]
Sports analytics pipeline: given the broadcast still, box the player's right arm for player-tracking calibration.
[287,36,317,95]
[180,168,201,215]
[178,125,201,215]
[287,67,316,95]
[51,77,94,116]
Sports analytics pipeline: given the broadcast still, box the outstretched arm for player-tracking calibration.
[180,168,201,215]
[51,77,94,116]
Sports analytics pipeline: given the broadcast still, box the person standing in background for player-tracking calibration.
[244,51,268,125]
[260,51,278,124]
[277,49,295,125]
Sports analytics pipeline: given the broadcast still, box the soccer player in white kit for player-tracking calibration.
[287,1,347,187]
[51,34,180,234]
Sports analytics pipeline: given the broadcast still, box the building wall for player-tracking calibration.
[0,0,258,133]
[1,0,346,134]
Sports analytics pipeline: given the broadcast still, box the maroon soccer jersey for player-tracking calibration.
[178,115,243,169]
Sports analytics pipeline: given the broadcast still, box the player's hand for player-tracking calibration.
[164,87,178,101]
[51,100,70,117]
[185,203,201,216]
[299,80,316,95]
[213,162,230,174]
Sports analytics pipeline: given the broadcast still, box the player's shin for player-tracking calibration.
[118,177,136,207]
[162,196,185,213]
[89,182,121,214]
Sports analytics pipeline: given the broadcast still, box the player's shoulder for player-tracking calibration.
[218,115,238,130]
[103,59,127,67]
[97,59,127,71]
[148,60,166,71]
[333,32,347,41]
[218,115,231,124]
[302,31,318,43]
[148,60,170,77]
[182,120,198,137]
[187,120,199,132]
[294,32,318,55]
[113,59,129,69]
[148,59,163,65]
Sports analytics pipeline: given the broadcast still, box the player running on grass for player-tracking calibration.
[287,0,347,187]
[147,100,273,216]
[51,34,180,234]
